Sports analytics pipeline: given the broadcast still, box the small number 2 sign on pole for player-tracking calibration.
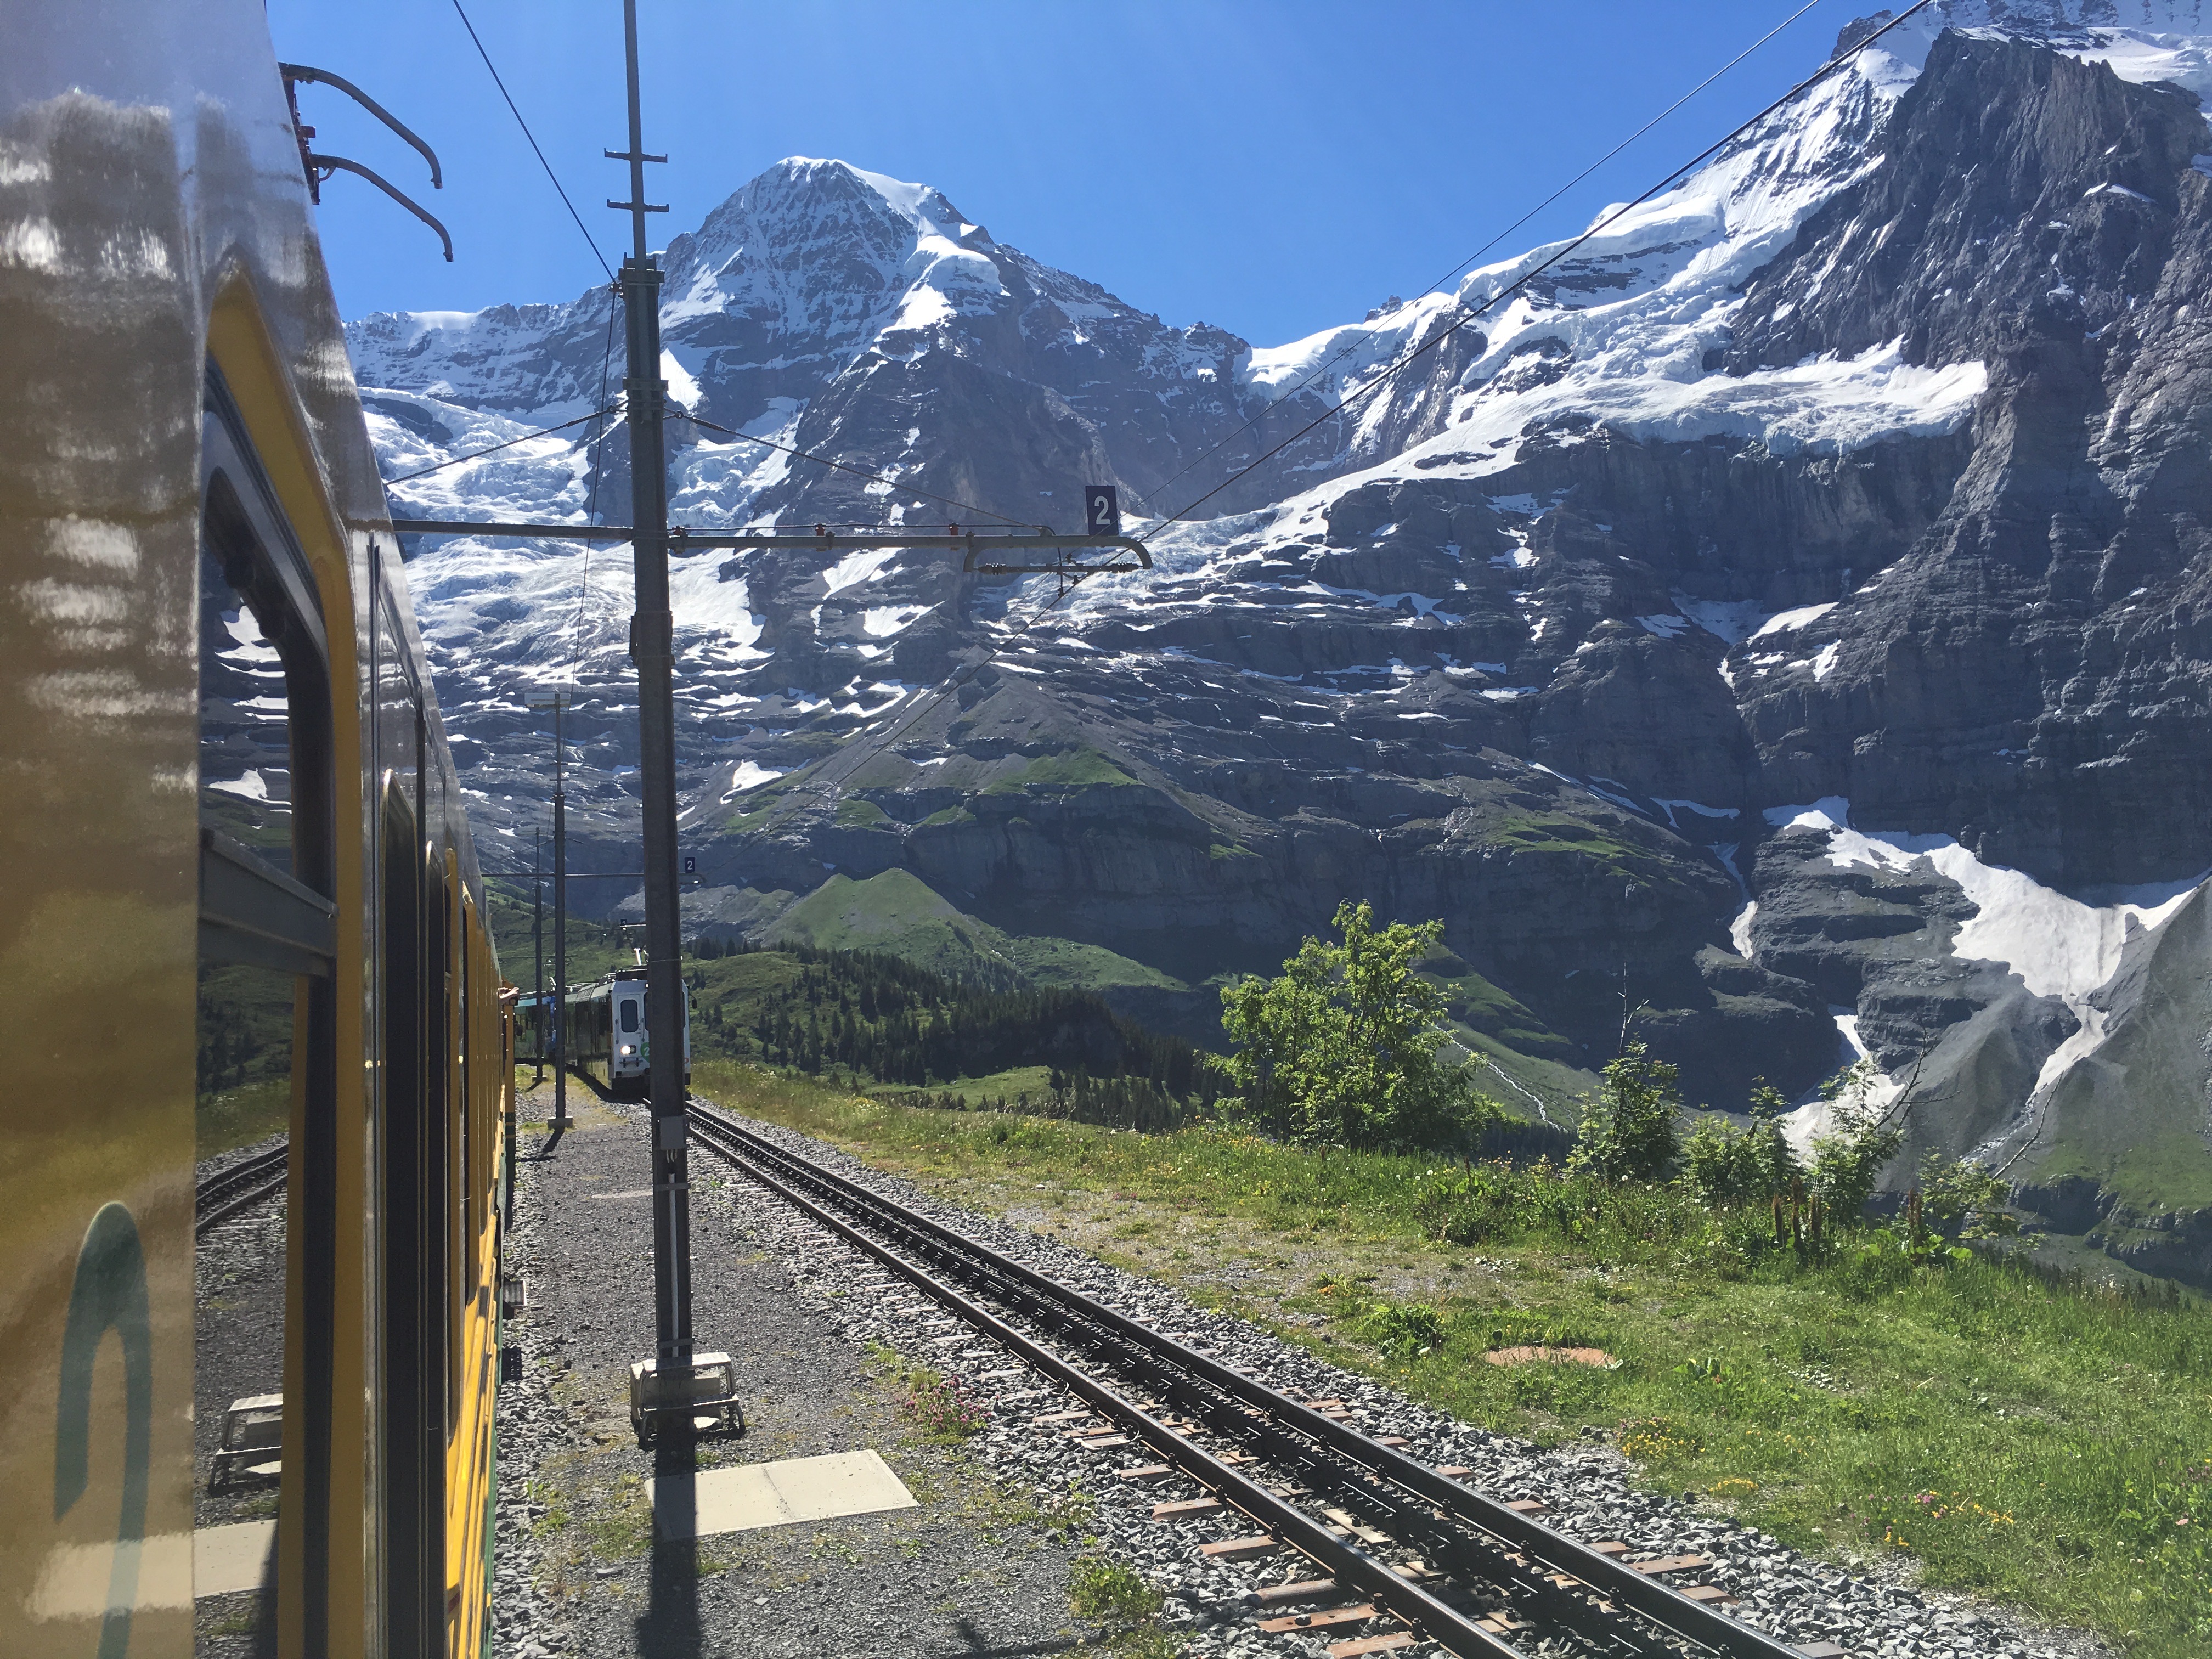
[1085,484,1120,538]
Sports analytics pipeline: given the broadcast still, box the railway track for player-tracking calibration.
[195,1142,289,1236]
[686,1100,1848,1659]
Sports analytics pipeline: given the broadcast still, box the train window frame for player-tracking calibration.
[197,358,342,1646]
[199,366,336,960]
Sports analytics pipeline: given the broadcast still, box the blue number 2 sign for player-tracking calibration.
[1085,484,1119,538]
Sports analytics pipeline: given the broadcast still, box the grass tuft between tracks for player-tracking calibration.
[691,1060,2212,1659]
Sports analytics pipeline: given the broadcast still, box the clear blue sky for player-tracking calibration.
[267,1,1875,348]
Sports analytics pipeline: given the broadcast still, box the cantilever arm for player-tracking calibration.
[386,520,1156,569]
[280,63,443,187]
[307,155,454,261]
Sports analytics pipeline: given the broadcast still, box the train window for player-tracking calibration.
[195,365,340,1639]
[620,997,640,1033]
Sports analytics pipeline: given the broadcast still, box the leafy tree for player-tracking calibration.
[1569,1041,1684,1181]
[1805,1060,1906,1220]
[1220,900,1497,1150]
[1918,1150,2018,1242]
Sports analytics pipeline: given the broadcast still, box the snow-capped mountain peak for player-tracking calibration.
[1869,0,2212,102]
[661,157,1006,346]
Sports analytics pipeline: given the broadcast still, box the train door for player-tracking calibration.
[195,369,340,1649]
[377,771,447,1659]
[618,988,644,1088]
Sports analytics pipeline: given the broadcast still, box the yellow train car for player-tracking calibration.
[2,6,510,1657]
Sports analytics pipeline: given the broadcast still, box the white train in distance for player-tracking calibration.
[518,967,693,1098]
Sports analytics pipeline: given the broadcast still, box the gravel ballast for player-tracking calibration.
[493,1087,1118,1659]
[193,1134,290,1657]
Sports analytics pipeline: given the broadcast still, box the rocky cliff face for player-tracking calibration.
[351,4,2212,1282]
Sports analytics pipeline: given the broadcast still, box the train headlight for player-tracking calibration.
[619,1043,637,1057]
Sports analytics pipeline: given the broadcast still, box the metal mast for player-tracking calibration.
[552,694,571,1132]
[608,0,692,1372]
[532,827,545,1086]
[527,689,574,1130]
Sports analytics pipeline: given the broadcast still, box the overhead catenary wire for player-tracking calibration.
[449,0,616,282]
[1142,0,1941,541]
[1138,0,1829,513]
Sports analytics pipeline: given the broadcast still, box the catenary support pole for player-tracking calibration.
[551,695,572,1131]
[612,0,692,1371]
[532,827,545,1086]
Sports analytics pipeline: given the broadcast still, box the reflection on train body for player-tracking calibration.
[2,8,514,1657]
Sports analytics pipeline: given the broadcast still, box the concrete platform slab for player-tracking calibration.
[648,1449,916,1539]
[195,1520,277,1598]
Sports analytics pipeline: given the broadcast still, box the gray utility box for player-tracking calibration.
[628,1352,741,1445]
[211,1392,283,1487]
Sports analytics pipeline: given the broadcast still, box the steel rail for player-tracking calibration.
[689,1101,1822,1659]
[195,1142,290,1236]
[684,1105,1520,1657]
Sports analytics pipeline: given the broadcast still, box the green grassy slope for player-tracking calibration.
[693,1068,2212,1659]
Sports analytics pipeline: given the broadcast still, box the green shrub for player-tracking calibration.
[1069,1558,1163,1623]
[1681,1081,1802,1208]
[1413,1162,1519,1242]
[1367,1299,1447,1356]
[1569,1042,1683,1182]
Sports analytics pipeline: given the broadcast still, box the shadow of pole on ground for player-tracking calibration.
[634,1421,702,1657]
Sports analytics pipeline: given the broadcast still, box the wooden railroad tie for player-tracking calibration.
[1251,1578,1338,1607]
[1678,1584,1739,1605]
[1321,1507,1391,1547]
[1150,1497,1223,1520]
[1200,1535,1280,1560]
[1071,1433,1132,1450]
[1115,1463,1175,1482]
[1327,1634,1415,1657]
[1256,1602,1376,1634]
[1587,1541,1708,1575]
